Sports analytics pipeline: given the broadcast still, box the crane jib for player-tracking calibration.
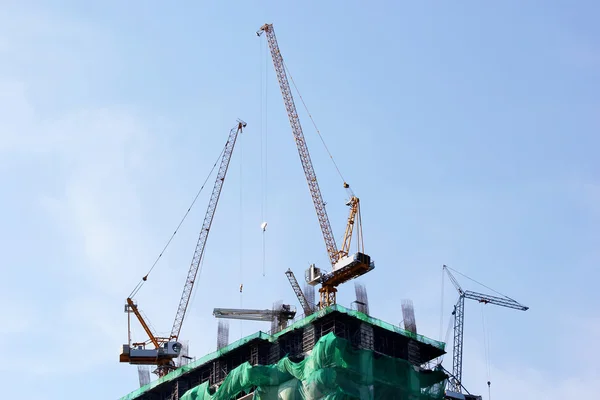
[259,24,339,267]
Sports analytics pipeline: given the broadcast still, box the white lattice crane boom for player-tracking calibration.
[120,120,246,376]
[170,121,246,342]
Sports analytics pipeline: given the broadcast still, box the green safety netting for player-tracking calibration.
[271,305,445,351]
[121,305,446,400]
[120,331,272,400]
[181,332,447,400]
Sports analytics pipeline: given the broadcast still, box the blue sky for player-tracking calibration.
[1,1,598,399]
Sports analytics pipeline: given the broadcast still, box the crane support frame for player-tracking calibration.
[319,285,337,309]
[127,298,162,349]
[339,196,361,259]
[285,269,314,316]
[451,296,465,392]
[258,24,339,266]
[170,120,246,340]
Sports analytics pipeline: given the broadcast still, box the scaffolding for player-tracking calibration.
[217,321,229,351]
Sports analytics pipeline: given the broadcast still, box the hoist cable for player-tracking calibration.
[439,313,454,364]
[260,37,268,277]
[261,234,266,277]
[283,60,351,193]
[264,38,269,222]
[129,146,226,299]
[437,299,455,365]
[259,37,264,223]
[444,314,454,348]
[239,133,244,290]
[481,305,492,393]
[239,131,245,339]
[447,266,516,301]
[440,267,445,342]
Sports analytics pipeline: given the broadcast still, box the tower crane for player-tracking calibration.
[213,304,297,332]
[258,23,374,309]
[119,120,246,377]
[443,265,529,394]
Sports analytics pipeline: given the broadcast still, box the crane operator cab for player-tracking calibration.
[162,341,182,357]
[305,252,375,286]
[280,304,297,320]
[120,340,182,365]
[332,252,373,275]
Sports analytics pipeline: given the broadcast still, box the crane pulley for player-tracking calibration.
[258,23,374,309]
[120,120,246,376]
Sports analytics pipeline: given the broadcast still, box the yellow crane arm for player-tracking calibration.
[338,196,362,259]
[126,297,160,349]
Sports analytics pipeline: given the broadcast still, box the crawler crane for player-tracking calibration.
[258,24,374,309]
[119,120,246,376]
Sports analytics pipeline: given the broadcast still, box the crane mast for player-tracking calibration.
[257,24,339,266]
[443,265,529,393]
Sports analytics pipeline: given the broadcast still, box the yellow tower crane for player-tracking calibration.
[258,24,374,309]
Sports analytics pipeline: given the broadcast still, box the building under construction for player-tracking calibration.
[120,304,449,400]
